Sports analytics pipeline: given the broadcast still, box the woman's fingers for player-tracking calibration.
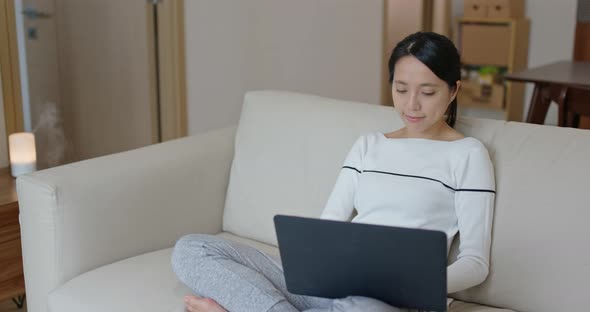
[185,295,221,312]
[184,295,202,311]
[184,295,228,312]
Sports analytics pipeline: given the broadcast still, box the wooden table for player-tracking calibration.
[504,60,590,127]
[0,170,25,308]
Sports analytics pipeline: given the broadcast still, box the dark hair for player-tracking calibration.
[388,32,461,128]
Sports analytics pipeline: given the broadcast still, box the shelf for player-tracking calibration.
[455,17,530,121]
[458,17,520,25]
[462,63,510,69]
[458,100,505,112]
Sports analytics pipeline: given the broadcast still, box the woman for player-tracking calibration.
[172,31,495,312]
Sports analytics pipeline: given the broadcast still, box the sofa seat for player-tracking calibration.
[48,232,513,312]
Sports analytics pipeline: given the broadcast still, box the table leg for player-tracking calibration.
[573,114,581,128]
[556,86,569,127]
[12,294,25,309]
[526,83,551,124]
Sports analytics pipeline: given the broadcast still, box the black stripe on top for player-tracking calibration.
[342,166,495,194]
[342,166,361,174]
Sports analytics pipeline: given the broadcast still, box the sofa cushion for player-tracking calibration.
[223,90,404,246]
[48,247,189,312]
[223,91,507,247]
[449,301,514,312]
[48,232,506,312]
[451,120,590,311]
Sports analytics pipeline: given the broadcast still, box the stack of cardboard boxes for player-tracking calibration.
[457,0,528,117]
[463,0,525,19]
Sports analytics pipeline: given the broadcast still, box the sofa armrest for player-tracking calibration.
[17,126,236,312]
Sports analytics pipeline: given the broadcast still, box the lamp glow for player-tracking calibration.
[8,132,37,177]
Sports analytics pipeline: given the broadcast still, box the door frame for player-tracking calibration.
[0,0,24,137]
[153,0,188,141]
[1,0,187,155]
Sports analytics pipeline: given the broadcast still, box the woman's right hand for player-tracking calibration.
[184,295,228,312]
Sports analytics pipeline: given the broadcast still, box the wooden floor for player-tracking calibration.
[0,298,26,312]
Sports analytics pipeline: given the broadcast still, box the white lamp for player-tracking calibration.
[8,132,37,177]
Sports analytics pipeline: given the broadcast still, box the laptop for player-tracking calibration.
[273,215,448,312]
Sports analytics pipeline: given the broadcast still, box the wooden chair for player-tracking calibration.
[562,88,590,128]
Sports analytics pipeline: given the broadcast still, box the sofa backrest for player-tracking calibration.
[223,90,590,312]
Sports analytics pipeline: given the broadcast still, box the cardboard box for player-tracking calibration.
[464,0,488,18]
[487,0,525,19]
[460,24,511,66]
[464,0,525,19]
[458,80,504,109]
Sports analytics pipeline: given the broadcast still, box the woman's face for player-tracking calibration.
[391,56,459,134]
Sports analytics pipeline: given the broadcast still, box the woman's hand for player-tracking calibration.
[184,295,228,312]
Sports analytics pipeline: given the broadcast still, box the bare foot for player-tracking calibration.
[184,295,228,312]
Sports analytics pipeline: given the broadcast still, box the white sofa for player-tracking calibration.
[17,91,590,312]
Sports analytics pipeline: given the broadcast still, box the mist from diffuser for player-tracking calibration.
[9,132,37,177]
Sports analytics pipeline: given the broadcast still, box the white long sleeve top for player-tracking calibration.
[320,132,495,295]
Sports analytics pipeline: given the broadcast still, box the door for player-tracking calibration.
[18,0,158,169]
[574,0,590,128]
[381,0,452,106]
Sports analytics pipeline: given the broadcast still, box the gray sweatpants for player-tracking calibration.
[171,234,402,312]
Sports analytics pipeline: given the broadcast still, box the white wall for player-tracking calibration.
[453,0,578,124]
[0,64,10,168]
[184,0,384,134]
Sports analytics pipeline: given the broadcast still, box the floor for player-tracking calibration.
[0,298,26,312]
